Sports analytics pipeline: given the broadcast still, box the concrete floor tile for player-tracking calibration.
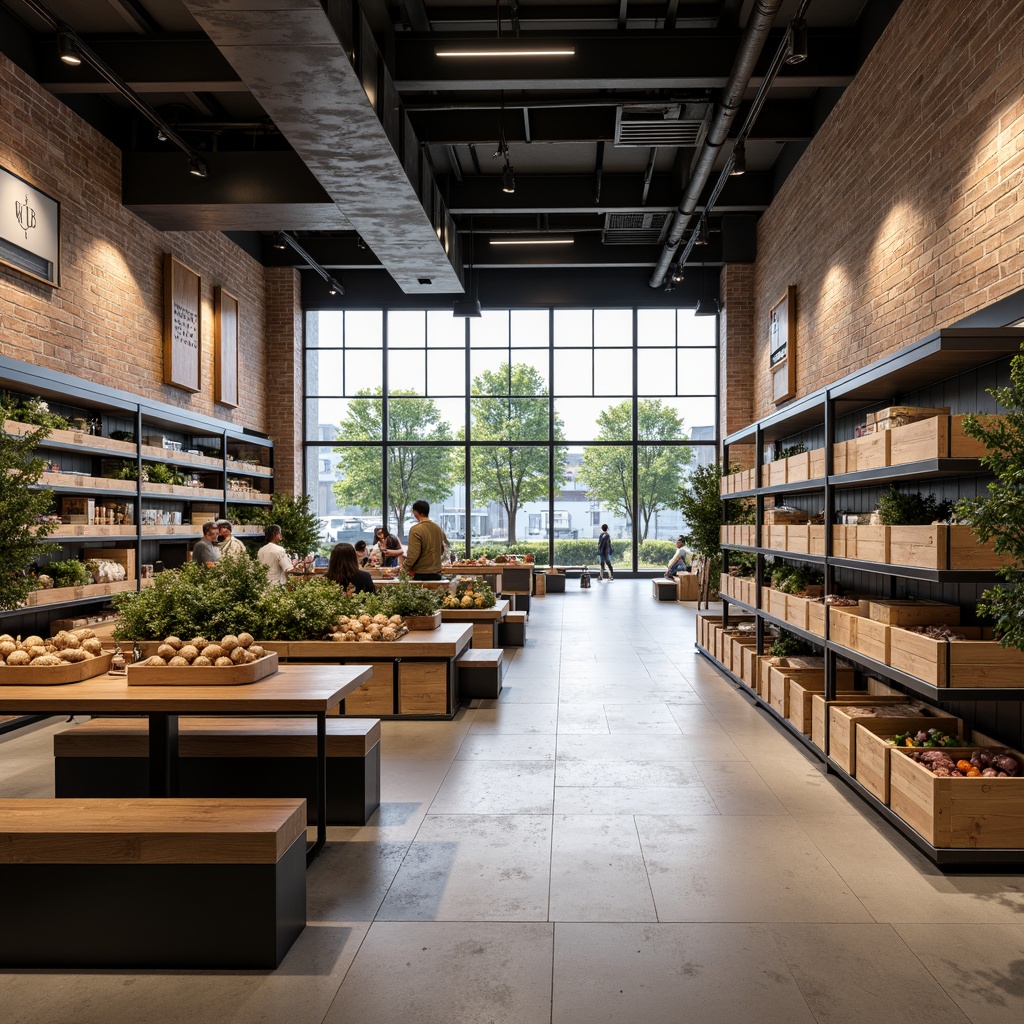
[456,732,557,760]
[557,731,745,762]
[555,758,707,789]
[378,815,552,921]
[554,784,721,815]
[556,703,611,734]
[552,923,816,1024]
[468,704,559,734]
[430,759,554,813]
[549,815,657,921]
[693,761,789,815]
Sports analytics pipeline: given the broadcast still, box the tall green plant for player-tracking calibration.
[0,414,59,610]
[954,353,1024,649]
[247,493,322,556]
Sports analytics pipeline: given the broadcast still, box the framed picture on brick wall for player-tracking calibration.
[164,254,202,392]
[0,165,60,287]
[215,286,239,407]
[769,286,796,404]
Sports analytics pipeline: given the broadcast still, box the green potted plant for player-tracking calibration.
[246,493,322,557]
[384,574,444,630]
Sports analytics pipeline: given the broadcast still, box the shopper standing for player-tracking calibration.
[257,524,300,585]
[215,518,248,560]
[190,521,221,567]
[597,523,614,581]
[403,500,448,581]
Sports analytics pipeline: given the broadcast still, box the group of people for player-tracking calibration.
[189,499,451,592]
[596,523,693,581]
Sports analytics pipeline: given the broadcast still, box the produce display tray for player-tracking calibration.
[126,652,279,686]
[0,653,113,686]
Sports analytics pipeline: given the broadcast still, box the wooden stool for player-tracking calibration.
[653,578,678,601]
[498,611,527,646]
[0,798,306,968]
[458,648,504,699]
[54,717,381,825]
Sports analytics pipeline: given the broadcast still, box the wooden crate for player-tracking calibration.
[889,746,1024,848]
[949,414,994,458]
[398,661,448,715]
[127,652,279,686]
[828,698,925,773]
[23,580,137,608]
[761,526,788,551]
[784,593,810,631]
[832,525,889,563]
[806,600,826,637]
[82,547,136,582]
[788,677,827,735]
[887,414,994,464]
[786,525,810,553]
[855,712,966,804]
[889,626,1024,688]
[727,635,758,675]
[740,647,769,690]
[866,599,960,627]
[342,662,394,716]
[810,693,871,752]
[785,451,811,483]
[770,665,856,723]
[808,448,826,480]
[855,617,890,664]
[767,588,788,621]
[828,604,866,650]
[887,525,1006,570]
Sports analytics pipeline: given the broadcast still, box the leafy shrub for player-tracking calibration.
[877,486,949,526]
[48,559,91,588]
[769,629,813,658]
[383,575,443,616]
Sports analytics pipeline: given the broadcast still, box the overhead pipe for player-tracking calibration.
[648,0,784,288]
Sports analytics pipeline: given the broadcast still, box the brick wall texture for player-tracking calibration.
[265,267,303,495]
[0,52,269,433]
[719,263,755,452]
[750,0,1024,421]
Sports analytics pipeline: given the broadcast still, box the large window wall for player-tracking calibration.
[305,307,717,570]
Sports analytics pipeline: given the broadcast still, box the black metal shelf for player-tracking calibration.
[45,533,138,545]
[226,496,274,506]
[720,543,759,553]
[760,548,827,566]
[0,592,126,620]
[829,557,999,584]
[33,482,140,499]
[757,610,825,648]
[720,595,758,616]
[829,458,986,488]
[18,436,136,459]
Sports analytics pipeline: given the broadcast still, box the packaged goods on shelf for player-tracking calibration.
[60,496,94,522]
[763,506,809,525]
[840,512,880,525]
[141,435,183,451]
[865,406,949,431]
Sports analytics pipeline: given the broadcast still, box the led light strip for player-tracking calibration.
[435,47,576,58]
[489,238,575,245]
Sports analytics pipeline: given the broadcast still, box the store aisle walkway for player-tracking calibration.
[2,582,1023,1024]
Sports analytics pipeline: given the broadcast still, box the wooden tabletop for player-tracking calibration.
[264,624,473,660]
[441,599,509,622]
[0,662,372,714]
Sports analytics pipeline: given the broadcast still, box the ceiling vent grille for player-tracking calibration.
[615,105,705,147]
[602,212,670,245]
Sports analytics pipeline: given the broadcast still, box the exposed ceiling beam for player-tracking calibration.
[400,4,721,29]
[402,0,432,32]
[394,30,856,91]
[103,0,159,33]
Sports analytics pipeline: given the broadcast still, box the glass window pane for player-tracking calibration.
[470,397,549,442]
[678,310,717,347]
[388,310,425,347]
[594,349,632,396]
[388,397,456,443]
[305,349,343,396]
[344,311,384,348]
[553,309,593,347]
[427,349,466,395]
[555,398,631,441]
[553,349,592,396]
[594,309,633,347]
[427,311,466,347]
[637,309,676,346]
[388,350,426,393]
[470,349,509,386]
[575,443,632,568]
[333,395,383,441]
[345,350,383,395]
[676,347,716,395]
[305,397,358,441]
[511,309,550,347]
[470,310,509,347]
[637,349,676,395]
[307,310,343,347]
[471,445,548,550]
[511,348,549,390]
[656,397,717,436]
[385,445,461,545]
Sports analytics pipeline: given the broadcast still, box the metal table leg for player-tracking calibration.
[148,712,179,796]
[306,710,327,866]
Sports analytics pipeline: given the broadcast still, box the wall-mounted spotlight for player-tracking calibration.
[730,140,746,176]
[156,127,168,142]
[786,18,809,65]
[327,279,342,296]
[188,155,208,178]
[57,30,81,66]
[671,265,685,284]
[272,231,288,250]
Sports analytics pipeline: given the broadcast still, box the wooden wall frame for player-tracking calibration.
[769,286,796,404]
[215,286,239,407]
[163,254,202,393]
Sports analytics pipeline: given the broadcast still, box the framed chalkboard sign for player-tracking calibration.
[769,286,796,403]
[164,254,202,392]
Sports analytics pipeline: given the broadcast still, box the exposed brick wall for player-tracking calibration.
[264,267,303,495]
[719,264,755,465]
[0,52,267,431]
[751,0,1024,420]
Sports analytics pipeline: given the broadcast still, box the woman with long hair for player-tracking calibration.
[326,542,375,594]
[373,525,405,568]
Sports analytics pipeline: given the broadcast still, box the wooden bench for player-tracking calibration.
[54,717,381,825]
[0,797,306,968]
[676,572,699,601]
[457,648,504,699]
[498,610,527,647]
[653,578,678,601]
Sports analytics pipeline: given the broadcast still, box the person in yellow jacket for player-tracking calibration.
[403,500,449,580]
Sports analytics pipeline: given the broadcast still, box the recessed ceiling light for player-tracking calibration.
[489,238,574,246]
[435,46,575,58]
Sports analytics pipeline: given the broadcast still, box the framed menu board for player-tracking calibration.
[769,286,796,404]
[164,254,202,392]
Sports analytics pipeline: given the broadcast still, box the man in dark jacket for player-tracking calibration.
[597,523,614,581]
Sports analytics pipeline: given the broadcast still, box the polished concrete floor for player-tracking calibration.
[2,582,1024,1024]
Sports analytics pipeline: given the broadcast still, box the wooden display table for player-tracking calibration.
[0,663,371,865]
[262,624,473,719]
[441,599,509,648]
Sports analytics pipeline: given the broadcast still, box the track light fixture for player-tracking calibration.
[356,235,368,250]
[156,127,168,142]
[272,231,288,250]
[695,219,709,246]
[57,30,81,65]
[730,140,746,176]
[785,17,809,65]
[188,155,208,178]
[275,231,345,296]
[502,163,516,194]
[327,279,342,296]
[694,296,720,316]
[671,265,685,284]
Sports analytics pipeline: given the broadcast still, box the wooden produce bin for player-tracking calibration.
[828,604,866,651]
[810,693,872,752]
[740,647,771,691]
[889,746,1024,848]
[832,431,890,474]
[768,665,855,721]
[855,713,966,804]
[827,699,939,774]
[727,635,758,676]
[786,526,826,555]
[761,460,789,488]
[889,626,1024,688]
[720,524,756,548]
[23,580,137,608]
[887,525,1006,571]
[806,600,826,637]
[784,451,811,483]
[887,414,992,465]
[82,547,137,581]
[766,588,788,622]
[808,448,826,480]
[832,525,889,563]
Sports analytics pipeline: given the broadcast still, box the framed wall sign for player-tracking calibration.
[215,286,239,407]
[164,254,202,392]
[769,286,796,404]
[0,165,60,287]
